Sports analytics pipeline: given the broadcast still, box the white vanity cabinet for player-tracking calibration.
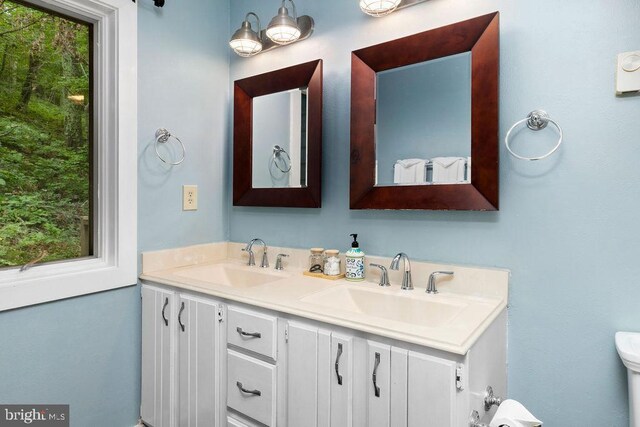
[141,281,506,427]
[141,285,223,427]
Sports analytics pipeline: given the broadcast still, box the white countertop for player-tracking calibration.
[140,255,507,355]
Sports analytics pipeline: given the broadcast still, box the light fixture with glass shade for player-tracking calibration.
[229,13,263,57]
[230,0,314,57]
[266,0,301,44]
[359,0,429,17]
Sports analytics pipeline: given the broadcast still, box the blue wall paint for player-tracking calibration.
[229,0,640,425]
[0,0,230,426]
[138,0,230,252]
[0,287,140,427]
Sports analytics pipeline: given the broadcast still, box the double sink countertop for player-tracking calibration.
[140,242,509,355]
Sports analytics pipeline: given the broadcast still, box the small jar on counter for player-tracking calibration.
[323,250,341,276]
[308,248,325,273]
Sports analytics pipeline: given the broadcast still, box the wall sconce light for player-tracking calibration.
[360,0,428,17]
[230,0,314,57]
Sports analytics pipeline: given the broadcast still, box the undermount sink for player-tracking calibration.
[300,286,467,327]
[172,263,285,288]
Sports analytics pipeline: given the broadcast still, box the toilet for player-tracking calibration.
[616,332,640,427]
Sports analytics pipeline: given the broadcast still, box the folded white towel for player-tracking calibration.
[431,157,467,183]
[394,159,426,184]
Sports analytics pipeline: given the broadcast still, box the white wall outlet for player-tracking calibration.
[183,185,198,211]
[616,50,640,95]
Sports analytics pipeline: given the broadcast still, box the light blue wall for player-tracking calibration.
[229,0,640,425]
[138,0,230,252]
[0,0,230,426]
[0,287,140,426]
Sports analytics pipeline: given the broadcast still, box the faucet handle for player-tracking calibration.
[242,248,255,266]
[426,271,454,294]
[369,263,390,287]
[260,247,269,268]
[275,254,289,270]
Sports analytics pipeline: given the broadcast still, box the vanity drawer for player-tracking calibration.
[227,349,276,426]
[227,305,277,359]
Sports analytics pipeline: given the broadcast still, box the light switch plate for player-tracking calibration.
[616,50,640,95]
[183,185,198,211]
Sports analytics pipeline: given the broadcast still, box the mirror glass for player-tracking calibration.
[375,52,471,186]
[252,87,308,188]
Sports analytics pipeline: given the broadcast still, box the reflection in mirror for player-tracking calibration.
[376,52,471,186]
[252,88,308,188]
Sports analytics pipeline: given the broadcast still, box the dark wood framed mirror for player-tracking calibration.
[233,59,323,207]
[350,13,499,210]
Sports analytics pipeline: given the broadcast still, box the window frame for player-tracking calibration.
[0,0,137,311]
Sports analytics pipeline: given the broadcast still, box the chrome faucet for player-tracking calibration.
[426,271,454,294]
[390,252,413,290]
[243,238,269,268]
[369,263,391,287]
[275,253,289,270]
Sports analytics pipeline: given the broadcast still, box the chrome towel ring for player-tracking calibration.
[155,128,185,165]
[505,110,563,161]
[269,145,292,180]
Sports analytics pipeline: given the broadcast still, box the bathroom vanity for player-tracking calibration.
[139,243,508,427]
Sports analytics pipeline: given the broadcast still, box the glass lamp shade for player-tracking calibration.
[266,6,301,45]
[359,0,402,16]
[229,21,263,57]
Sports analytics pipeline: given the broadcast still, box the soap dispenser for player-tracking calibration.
[345,233,365,282]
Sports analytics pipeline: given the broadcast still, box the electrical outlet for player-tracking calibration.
[183,185,198,211]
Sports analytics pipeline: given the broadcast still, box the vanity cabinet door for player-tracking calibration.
[407,351,457,427]
[364,342,408,427]
[285,321,321,427]
[177,294,221,427]
[284,322,355,427]
[141,286,176,427]
[366,341,390,427]
[331,333,354,427]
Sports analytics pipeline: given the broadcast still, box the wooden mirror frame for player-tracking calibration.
[350,13,499,210]
[233,59,323,207]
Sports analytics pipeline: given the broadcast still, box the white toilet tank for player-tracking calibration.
[616,332,640,427]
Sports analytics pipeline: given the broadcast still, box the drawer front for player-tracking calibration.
[227,305,277,359]
[227,350,277,426]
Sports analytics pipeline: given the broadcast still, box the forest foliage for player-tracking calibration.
[0,0,91,268]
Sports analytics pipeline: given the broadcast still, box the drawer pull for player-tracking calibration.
[178,302,186,332]
[161,297,169,326]
[236,381,262,396]
[335,343,343,385]
[236,327,261,338]
[373,352,381,397]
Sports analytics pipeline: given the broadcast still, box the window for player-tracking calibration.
[1,0,93,269]
[0,0,137,311]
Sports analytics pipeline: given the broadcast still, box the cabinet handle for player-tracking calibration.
[236,381,261,396]
[236,327,261,338]
[161,297,169,326]
[335,343,343,385]
[372,352,381,397]
[178,302,185,332]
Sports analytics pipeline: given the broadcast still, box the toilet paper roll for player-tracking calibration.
[489,399,542,427]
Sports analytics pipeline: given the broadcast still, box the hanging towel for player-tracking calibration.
[431,157,467,183]
[393,159,426,184]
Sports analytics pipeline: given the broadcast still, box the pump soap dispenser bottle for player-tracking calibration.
[346,233,365,282]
